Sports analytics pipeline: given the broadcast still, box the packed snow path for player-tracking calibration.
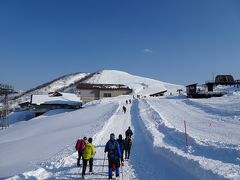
[83,100,135,179]
[7,97,240,179]
[7,100,135,180]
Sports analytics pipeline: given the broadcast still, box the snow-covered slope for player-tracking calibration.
[1,70,240,180]
[8,70,183,109]
[8,72,90,108]
[139,96,240,179]
[3,93,240,180]
[85,70,183,95]
[0,100,119,178]
[5,70,183,126]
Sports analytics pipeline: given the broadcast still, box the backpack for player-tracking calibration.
[125,137,132,149]
[107,140,118,161]
[75,139,84,151]
[126,129,133,137]
[117,139,125,151]
[83,143,93,160]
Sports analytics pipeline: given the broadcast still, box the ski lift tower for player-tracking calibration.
[0,83,15,129]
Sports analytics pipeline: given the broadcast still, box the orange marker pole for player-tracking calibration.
[184,120,188,146]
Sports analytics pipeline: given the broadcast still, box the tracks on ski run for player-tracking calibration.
[49,99,196,180]
[26,100,135,180]
[20,98,212,179]
[88,101,135,179]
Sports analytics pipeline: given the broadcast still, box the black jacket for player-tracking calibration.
[125,129,133,137]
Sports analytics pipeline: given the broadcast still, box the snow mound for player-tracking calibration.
[85,70,183,95]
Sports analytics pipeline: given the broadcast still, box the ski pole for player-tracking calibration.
[102,152,106,172]
[120,160,123,179]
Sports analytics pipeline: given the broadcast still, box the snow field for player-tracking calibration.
[140,98,240,179]
[2,101,119,178]
[2,70,240,180]
[6,98,136,179]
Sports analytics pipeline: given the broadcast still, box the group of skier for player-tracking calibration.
[122,99,132,113]
[75,127,133,179]
[125,99,131,104]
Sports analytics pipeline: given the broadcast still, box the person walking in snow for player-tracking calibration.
[125,126,133,138]
[124,135,132,159]
[125,127,133,159]
[105,133,122,180]
[122,105,126,113]
[82,137,96,179]
[117,134,125,164]
[75,136,87,167]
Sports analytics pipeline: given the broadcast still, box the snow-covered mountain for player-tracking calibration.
[8,70,183,109]
[8,72,91,108]
[5,70,184,126]
[1,70,239,180]
[85,70,183,95]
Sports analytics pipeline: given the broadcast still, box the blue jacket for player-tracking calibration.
[105,139,122,161]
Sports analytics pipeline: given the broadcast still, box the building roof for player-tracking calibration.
[149,90,167,97]
[19,102,31,106]
[77,83,131,90]
[186,83,198,87]
[31,92,81,105]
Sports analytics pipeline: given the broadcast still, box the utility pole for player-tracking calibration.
[0,83,16,129]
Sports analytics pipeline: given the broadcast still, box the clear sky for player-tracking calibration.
[1,0,240,90]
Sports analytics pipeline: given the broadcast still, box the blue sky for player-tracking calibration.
[1,0,240,90]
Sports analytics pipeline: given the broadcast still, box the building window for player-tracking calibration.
[103,93,111,97]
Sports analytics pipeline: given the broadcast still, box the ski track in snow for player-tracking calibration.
[145,99,240,165]
[182,98,240,118]
[7,99,135,180]
[129,99,198,180]
[139,98,240,180]
[4,95,240,180]
[148,97,240,146]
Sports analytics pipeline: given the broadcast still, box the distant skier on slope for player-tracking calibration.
[75,136,87,167]
[105,133,122,180]
[122,106,126,113]
[82,137,96,179]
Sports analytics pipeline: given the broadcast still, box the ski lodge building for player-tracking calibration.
[29,91,82,116]
[77,83,132,104]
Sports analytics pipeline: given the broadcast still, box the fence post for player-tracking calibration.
[184,120,188,146]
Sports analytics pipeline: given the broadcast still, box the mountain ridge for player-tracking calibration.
[7,69,183,108]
